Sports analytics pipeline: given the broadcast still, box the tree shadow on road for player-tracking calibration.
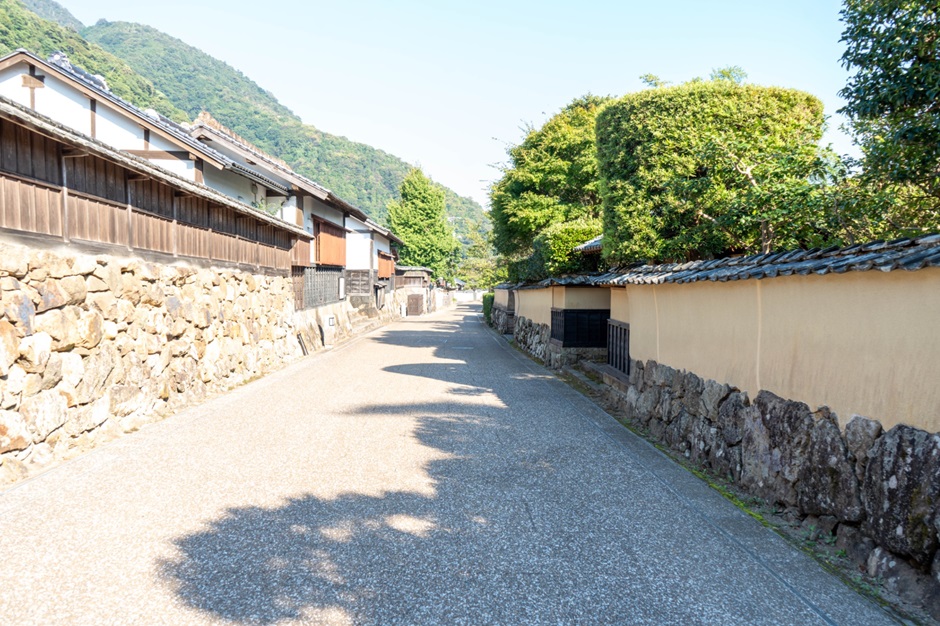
[156,398,600,625]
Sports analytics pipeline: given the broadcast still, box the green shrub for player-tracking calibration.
[482,293,494,325]
[532,218,602,276]
[596,81,825,263]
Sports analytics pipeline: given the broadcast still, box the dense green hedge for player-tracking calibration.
[482,293,494,325]
[532,218,602,276]
[596,81,825,264]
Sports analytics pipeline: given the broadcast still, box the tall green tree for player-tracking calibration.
[456,222,505,290]
[840,1,940,200]
[388,168,460,279]
[489,95,610,260]
[597,80,829,264]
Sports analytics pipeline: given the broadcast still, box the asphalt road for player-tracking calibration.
[0,304,900,625]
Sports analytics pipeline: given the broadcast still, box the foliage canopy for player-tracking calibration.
[388,169,460,279]
[489,95,610,260]
[596,80,830,264]
[840,1,940,199]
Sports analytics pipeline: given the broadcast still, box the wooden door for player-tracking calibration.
[407,294,423,316]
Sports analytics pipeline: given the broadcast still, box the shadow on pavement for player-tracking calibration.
[157,399,579,625]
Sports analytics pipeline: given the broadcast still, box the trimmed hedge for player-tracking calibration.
[482,292,495,325]
[596,81,824,264]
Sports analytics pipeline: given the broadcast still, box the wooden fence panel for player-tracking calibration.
[0,176,62,237]
[291,237,311,267]
[177,222,210,259]
[134,211,173,254]
[68,194,128,246]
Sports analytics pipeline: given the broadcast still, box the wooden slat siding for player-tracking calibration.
[291,237,311,267]
[607,319,630,375]
[378,253,394,279]
[0,175,62,237]
[15,124,31,180]
[0,118,298,271]
[1,119,16,174]
[67,194,128,247]
[315,220,345,267]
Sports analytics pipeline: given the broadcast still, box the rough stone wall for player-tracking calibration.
[545,343,606,371]
[0,240,303,484]
[513,315,606,370]
[599,357,940,617]
[513,315,550,362]
[491,305,514,334]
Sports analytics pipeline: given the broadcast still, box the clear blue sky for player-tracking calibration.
[62,0,854,208]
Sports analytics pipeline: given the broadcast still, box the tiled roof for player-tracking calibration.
[574,235,603,253]
[595,235,940,286]
[508,234,940,290]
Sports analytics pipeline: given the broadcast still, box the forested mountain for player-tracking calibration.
[1,0,485,237]
[0,0,187,121]
[81,21,484,235]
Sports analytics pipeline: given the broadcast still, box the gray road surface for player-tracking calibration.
[0,305,899,625]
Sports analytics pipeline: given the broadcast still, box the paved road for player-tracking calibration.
[0,305,898,625]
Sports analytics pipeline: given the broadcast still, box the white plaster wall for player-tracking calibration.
[309,197,343,226]
[0,66,32,108]
[151,158,195,181]
[33,73,91,136]
[95,106,144,149]
[203,167,255,203]
[346,230,372,270]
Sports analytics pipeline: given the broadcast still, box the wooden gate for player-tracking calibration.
[407,294,424,316]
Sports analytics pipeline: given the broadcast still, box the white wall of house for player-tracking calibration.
[346,230,373,270]
[0,69,94,136]
[95,106,143,150]
[203,167,256,204]
[307,197,344,227]
[373,234,391,269]
[150,157,195,180]
[0,65,32,108]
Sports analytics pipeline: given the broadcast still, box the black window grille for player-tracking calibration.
[550,308,610,348]
[607,319,630,375]
[292,266,342,310]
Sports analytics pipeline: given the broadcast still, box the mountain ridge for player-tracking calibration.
[3,0,485,238]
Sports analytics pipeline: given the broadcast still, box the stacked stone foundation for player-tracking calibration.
[591,357,940,618]
[0,240,402,485]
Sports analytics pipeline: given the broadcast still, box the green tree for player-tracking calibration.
[456,221,505,290]
[489,94,611,260]
[531,218,603,277]
[388,168,460,279]
[597,80,829,264]
[840,1,940,199]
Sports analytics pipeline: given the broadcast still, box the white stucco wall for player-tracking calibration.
[308,197,343,227]
[203,167,255,204]
[95,105,144,150]
[0,65,32,108]
[345,231,372,270]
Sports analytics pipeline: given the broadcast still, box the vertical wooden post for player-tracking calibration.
[59,147,69,243]
[172,193,179,257]
[125,173,134,252]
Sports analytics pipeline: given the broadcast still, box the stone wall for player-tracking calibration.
[513,315,606,370]
[594,357,940,617]
[0,239,306,485]
[491,305,514,334]
[513,315,550,362]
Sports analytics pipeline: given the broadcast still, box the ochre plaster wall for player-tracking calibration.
[560,286,611,310]
[494,288,510,308]
[516,288,552,326]
[609,268,940,431]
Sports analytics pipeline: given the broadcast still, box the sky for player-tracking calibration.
[60,0,855,208]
